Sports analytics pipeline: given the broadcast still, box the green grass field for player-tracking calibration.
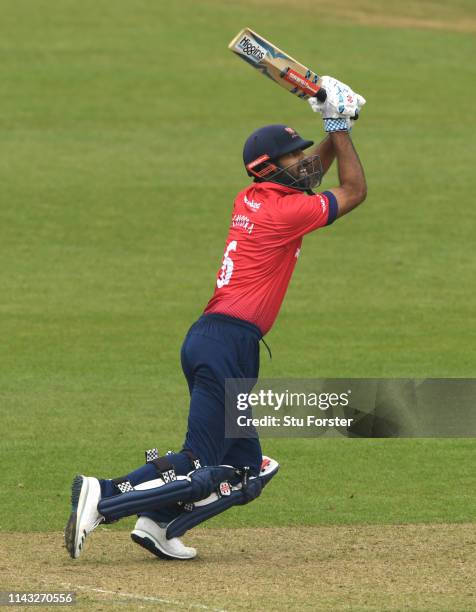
[1,0,475,569]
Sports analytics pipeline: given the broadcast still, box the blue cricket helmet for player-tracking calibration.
[243,124,314,178]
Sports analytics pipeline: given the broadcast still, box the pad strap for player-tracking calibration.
[182,449,202,470]
[144,448,177,483]
[151,456,177,483]
[111,477,134,495]
[145,448,159,462]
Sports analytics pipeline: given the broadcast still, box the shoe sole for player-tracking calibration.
[64,510,78,559]
[64,475,87,559]
[64,476,83,559]
[130,531,195,561]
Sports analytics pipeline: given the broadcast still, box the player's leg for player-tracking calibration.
[65,318,235,560]
[65,315,271,560]
[136,315,278,543]
[65,458,243,559]
[129,382,229,560]
[180,313,261,463]
[64,448,200,560]
[65,318,221,560]
[108,448,202,559]
[222,435,263,477]
[130,321,234,558]
[165,455,279,540]
[164,420,281,541]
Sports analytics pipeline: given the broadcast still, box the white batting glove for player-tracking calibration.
[308,76,366,132]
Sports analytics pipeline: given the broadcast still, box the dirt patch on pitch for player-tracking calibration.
[330,9,476,33]
[1,525,475,611]
[245,0,476,33]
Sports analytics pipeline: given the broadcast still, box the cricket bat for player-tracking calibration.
[228,28,327,102]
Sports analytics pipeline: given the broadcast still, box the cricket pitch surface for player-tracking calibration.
[1,525,474,611]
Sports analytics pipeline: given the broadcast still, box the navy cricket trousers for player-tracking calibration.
[119,313,264,526]
[181,313,263,475]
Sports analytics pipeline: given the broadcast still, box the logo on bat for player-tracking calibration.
[235,35,267,64]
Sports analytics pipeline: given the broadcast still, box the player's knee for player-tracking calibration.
[241,476,263,503]
[165,455,279,539]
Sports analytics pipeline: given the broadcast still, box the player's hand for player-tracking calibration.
[308,76,366,132]
[309,76,366,118]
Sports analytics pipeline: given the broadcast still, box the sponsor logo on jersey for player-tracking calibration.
[319,195,327,213]
[244,194,261,212]
[232,214,254,234]
[235,35,267,64]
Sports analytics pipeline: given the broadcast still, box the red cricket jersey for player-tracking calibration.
[204,182,338,335]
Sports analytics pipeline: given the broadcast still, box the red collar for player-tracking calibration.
[247,181,306,195]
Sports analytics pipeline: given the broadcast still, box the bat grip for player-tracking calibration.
[314,88,327,102]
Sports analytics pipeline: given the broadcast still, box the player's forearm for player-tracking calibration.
[331,132,367,205]
[310,135,335,175]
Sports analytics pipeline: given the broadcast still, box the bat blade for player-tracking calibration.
[228,28,326,102]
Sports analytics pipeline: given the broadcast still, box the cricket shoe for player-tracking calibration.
[64,475,104,559]
[131,516,197,560]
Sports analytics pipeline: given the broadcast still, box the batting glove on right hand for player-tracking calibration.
[308,76,366,132]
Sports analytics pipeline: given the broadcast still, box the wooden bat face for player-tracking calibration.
[228,28,325,101]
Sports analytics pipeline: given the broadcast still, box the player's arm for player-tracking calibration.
[307,75,367,217]
[327,131,367,218]
[309,135,335,176]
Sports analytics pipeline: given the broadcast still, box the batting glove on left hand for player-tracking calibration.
[308,76,366,132]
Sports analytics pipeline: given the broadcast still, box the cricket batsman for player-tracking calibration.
[65,76,367,560]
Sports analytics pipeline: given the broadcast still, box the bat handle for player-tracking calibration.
[314,88,327,102]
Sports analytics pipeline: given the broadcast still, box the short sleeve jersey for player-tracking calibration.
[204,181,338,335]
